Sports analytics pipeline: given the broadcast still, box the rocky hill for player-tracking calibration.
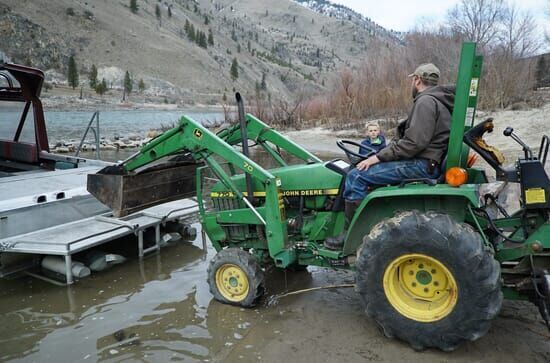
[0,0,397,106]
[294,0,402,40]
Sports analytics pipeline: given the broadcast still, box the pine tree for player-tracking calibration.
[95,78,107,95]
[88,64,98,89]
[230,58,239,80]
[124,71,133,95]
[168,6,172,18]
[197,31,207,48]
[237,43,241,53]
[208,28,214,45]
[260,72,266,90]
[138,78,145,92]
[188,24,196,41]
[204,15,209,25]
[155,4,161,26]
[184,19,190,33]
[247,40,251,52]
[67,55,79,89]
[194,31,200,46]
[130,0,138,14]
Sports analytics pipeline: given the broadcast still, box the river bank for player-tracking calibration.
[55,102,549,163]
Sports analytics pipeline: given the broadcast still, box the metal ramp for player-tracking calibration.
[0,199,198,284]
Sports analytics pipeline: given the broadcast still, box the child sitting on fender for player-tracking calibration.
[359,121,386,155]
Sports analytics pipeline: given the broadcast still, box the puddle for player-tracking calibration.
[0,222,335,362]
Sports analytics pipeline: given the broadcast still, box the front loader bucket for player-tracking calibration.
[87,162,200,217]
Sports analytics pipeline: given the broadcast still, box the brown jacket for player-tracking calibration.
[377,85,455,163]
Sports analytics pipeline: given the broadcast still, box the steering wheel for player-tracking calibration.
[336,140,376,165]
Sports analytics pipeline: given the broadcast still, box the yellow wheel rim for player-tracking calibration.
[215,264,250,302]
[383,253,458,322]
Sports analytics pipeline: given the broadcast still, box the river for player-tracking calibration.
[0,109,226,144]
[44,110,226,141]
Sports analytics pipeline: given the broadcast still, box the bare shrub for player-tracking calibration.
[445,0,541,109]
[301,40,413,127]
[297,0,542,126]
[447,0,506,50]
[270,92,306,129]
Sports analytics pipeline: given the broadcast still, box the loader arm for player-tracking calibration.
[89,115,290,260]
[124,115,272,182]
[216,114,322,166]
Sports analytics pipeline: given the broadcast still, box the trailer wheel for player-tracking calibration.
[207,248,265,307]
[356,211,502,351]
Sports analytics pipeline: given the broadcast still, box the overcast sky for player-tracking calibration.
[336,0,549,33]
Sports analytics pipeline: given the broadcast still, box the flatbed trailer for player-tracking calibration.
[0,62,200,284]
[0,198,198,284]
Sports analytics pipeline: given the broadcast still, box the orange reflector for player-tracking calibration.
[445,167,468,187]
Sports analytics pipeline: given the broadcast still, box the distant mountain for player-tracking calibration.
[293,0,402,40]
[0,0,399,105]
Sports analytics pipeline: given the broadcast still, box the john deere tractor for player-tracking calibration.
[89,42,550,351]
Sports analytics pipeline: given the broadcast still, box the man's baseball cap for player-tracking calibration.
[408,63,440,83]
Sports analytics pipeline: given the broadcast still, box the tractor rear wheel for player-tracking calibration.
[207,248,265,307]
[356,211,502,351]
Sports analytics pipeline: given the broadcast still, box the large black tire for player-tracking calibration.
[356,210,502,351]
[207,248,265,307]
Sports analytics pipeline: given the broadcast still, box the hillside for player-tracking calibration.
[0,0,398,106]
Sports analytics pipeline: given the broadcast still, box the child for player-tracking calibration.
[359,121,386,155]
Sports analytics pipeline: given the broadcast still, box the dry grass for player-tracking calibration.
[267,26,541,130]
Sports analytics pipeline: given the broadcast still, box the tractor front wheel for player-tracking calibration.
[356,211,502,351]
[207,248,265,307]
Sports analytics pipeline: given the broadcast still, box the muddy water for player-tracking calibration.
[0,224,213,361]
[0,150,342,362]
[0,223,357,362]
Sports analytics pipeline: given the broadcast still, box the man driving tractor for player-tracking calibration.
[326,63,456,249]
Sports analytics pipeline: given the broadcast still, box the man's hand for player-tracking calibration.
[356,155,380,171]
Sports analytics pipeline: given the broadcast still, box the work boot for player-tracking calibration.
[324,200,360,250]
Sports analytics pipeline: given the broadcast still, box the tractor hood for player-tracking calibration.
[211,161,343,198]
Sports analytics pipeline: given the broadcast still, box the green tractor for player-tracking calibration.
[88,42,550,351]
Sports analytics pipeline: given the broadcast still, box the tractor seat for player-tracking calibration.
[397,155,447,188]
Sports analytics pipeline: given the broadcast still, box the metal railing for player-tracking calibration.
[75,111,100,159]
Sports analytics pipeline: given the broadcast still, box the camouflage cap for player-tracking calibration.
[408,63,440,83]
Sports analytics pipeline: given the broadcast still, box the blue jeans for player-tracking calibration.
[343,159,440,201]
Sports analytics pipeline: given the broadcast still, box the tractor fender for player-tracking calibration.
[342,184,479,256]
